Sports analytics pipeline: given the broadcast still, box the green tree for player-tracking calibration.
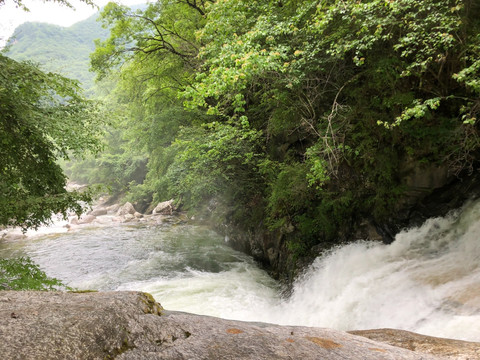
[88,0,211,204]
[185,0,480,221]
[0,0,94,11]
[0,54,103,230]
[0,257,70,290]
[0,0,104,293]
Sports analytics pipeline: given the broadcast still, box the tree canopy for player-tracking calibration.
[0,0,95,11]
[0,54,103,230]
[72,0,480,266]
[0,0,108,230]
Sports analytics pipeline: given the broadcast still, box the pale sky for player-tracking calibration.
[0,0,143,47]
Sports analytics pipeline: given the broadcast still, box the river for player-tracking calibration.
[1,200,479,342]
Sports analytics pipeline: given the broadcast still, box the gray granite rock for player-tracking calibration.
[0,291,449,360]
[350,328,480,360]
[88,207,108,217]
[70,214,96,225]
[152,200,175,215]
[116,202,137,216]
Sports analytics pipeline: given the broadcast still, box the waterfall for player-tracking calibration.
[268,200,480,341]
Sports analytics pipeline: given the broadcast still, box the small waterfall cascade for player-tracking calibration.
[270,200,480,341]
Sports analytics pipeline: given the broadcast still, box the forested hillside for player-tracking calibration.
[6,14,109,94]
[17,0,478,279]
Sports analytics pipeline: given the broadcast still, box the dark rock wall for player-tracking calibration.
[221,163,480,282]
[377,166,480,244]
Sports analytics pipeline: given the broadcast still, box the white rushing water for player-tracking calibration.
[1,200,479,342]
[269,200,480,341]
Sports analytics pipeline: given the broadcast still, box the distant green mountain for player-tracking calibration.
[6,14,110,95]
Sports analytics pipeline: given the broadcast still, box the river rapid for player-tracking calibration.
[1,200,479,342]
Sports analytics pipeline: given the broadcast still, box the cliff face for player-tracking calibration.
[376,166,480,243]
[2,290,477,359]
[223,163,480,281]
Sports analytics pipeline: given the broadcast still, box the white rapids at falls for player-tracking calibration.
[1,199,479,342]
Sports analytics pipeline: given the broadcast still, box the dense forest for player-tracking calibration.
[3,0,480,279]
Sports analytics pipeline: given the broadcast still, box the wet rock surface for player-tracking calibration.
[0,290,463,360]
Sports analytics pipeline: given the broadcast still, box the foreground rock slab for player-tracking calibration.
[0,291,448,359]
[350,329,480,360]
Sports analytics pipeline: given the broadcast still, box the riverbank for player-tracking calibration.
[2,290,478,359]
[0,198,188,242]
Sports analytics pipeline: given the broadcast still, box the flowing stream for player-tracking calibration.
[1,200,479,342]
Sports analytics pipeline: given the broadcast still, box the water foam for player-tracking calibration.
[264,200,480,341]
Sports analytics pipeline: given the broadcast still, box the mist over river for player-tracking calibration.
[1,200,479,342]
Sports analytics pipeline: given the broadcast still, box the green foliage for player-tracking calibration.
[166,119,265,210]
[286,237,308,262]
[0,54,104,230]
[266,163,311,227]
[90,0,480,268]
[184,0,318,117]
[0,257,69,291]
[81,1,209,205]
[0,0,95,12]
[91,1,204,81]
[65,152,148,195]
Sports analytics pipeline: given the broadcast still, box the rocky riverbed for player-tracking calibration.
[0,199,181,242]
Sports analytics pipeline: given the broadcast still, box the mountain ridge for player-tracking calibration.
[5,13,110,94]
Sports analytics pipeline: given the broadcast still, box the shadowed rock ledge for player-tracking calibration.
[0,291,475,359]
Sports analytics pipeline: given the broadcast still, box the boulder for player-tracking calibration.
[117,202,137,216]
[88,207,108,217]
[152,200,175,215]
[0,291,452,360]
[107,204,121,214]
[122,213,135,222]
[65,182,87,192]
[399,162,451,204]
[375,169,480,243]
[1,231,27,241]
[70,214,96,225]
